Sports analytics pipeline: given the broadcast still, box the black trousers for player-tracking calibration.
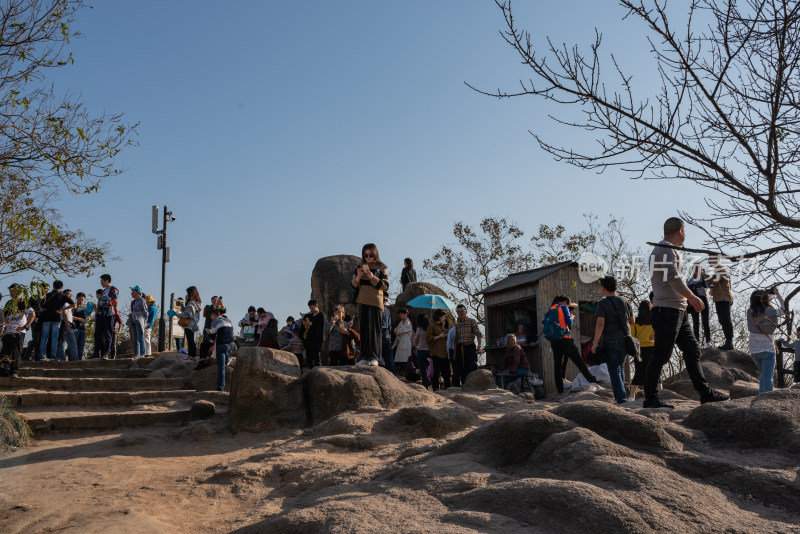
[96,315,114,358]
[688,295,711,344]
[329,350,344,366]
[305,343,321,368]
[358,304,382,362]
[199,338,213,360]
[455,343,478,383]
[550,338,595,393]
[449,348,462,387]
[30,324,42,361]
[645,307,712,400]
[431,356,451,390]
[185,329,197,356]
[632,346,653,386]
[1,333,24,373]
[715,300,734,342]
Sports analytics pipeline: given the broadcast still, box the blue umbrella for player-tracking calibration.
[405,294,457,310]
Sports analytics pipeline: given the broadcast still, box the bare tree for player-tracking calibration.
[474,0,800,335]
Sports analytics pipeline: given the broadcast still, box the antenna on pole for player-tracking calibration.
[153,205,175,352]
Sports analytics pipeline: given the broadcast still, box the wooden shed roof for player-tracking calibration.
[481,260,577,295]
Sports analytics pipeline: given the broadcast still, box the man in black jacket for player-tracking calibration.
[302,299,325,368]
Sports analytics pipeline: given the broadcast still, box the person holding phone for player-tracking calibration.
[351,243,389,366]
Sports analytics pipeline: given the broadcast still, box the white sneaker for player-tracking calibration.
[356,359,369,366]
[703,342,713,348]
[562,379,573,389]
[368,359,379,366]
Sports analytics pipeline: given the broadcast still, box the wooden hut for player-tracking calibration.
[481,260,603,394]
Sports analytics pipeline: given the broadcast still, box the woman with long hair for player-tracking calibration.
[630,300,655,400]
[351,243,389,366]
[413,314,431,389]
[258,318,280,349]
[747,288,784,394]
[177,286,202,358]
[401,257,417,291]
[426,309,450,390]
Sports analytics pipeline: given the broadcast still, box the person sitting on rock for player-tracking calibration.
[284,329,305,368]
[280,316,298,344]
[206,308,234,391]
[496,334,531,390]
[258,318,280,349]
[255,307,276,339]
[238,306,258,339]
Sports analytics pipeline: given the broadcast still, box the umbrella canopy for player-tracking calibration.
[405,294,457,310]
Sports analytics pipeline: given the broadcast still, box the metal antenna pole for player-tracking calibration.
[158,205,168,352]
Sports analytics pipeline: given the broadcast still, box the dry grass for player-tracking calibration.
[0,394,32,450]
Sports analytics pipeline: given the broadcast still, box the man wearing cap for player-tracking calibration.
[144,295,157,356]
[127,285,148,358]
[2,284,36,377]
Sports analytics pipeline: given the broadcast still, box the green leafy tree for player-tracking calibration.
[530,223,595,266]
[1,0,137,191]
[0,0,136,282]
[0,174,110,278]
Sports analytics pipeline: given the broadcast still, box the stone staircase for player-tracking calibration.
[0,356,228,436]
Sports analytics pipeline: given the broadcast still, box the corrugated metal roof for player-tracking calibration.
[481,260,577,295]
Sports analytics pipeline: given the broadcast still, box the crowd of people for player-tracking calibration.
[0,230,796,402]
[0,275,160,376]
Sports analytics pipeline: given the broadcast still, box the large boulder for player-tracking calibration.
[310,255,362,321]
[229,347,306,432]
[461,369,497,391]
[303,366,438,422]
[188,357,234,391]
[683,388,800,453]
[664,348,759,399]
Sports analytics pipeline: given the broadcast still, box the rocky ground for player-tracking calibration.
[1,348,799,533]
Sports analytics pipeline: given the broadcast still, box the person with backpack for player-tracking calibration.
[591,276,631,404]
[543,295,598,393]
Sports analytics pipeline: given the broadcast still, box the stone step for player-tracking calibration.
[19,357,156,369]
[0,376,185,392]
[19,405,211,435]
[17,368,153,378]
[4,389,228,408]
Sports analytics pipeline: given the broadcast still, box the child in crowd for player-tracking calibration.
[285,329,305,368]
[342,314,359,364]
[281,316,298,341]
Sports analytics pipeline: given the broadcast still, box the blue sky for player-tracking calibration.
[32,1,712,320]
